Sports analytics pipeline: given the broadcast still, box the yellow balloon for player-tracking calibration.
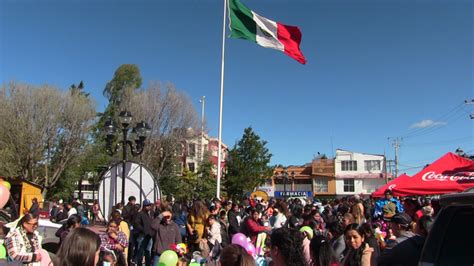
[2,181,10,190]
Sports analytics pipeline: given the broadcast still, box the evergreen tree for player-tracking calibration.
[224,127,274,199]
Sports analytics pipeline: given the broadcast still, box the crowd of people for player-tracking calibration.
[0,189,438,266]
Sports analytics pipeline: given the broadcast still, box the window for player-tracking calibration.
[188,163,195,172]
[314,178,328,192]
[188,143,196,157]
[343,179,355,192]
[341,160,357,171]
[364,160,381,171]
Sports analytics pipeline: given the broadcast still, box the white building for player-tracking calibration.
[73,179,98,202]
[334,149,388,195]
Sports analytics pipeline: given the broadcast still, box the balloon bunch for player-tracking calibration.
[157,250,178,266]
[231,233,256,257]
[0,179,11,209]
[169,243,188,257]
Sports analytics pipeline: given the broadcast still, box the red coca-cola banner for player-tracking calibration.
[390,152,474,196]
[372,173,411,197]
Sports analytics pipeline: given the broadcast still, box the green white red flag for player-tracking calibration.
[228,0,307,64]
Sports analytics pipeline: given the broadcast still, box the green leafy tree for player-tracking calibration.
[160,152,217,201]
[224,127,274,199]
[103,64,142,110]
[97,64,143,135]
[195,154,218,200]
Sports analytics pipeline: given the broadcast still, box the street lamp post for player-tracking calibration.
[104,110,151,204]
[275,168,289,201]
[290,171,295,191]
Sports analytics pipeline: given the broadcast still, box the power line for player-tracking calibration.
[392,102,467,139]
[403,136,472,148]
[401,106,468,139]
[398,165,425,172]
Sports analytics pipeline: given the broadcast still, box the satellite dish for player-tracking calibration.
[98,162,160,220]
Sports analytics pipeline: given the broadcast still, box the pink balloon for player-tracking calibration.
[231,233,248,248]
[39,249,52,266]
[0,185,10,209]
[245,242,256,257]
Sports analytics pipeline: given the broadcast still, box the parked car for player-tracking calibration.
[38,218,62,253]
[419,188,474,265]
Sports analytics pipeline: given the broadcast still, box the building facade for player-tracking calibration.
[272,158,337,198]
[180,129,228,175]
[334,149,388,195]
[311,158,336,196]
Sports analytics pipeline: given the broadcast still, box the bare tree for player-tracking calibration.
[127,82,198,184]
[0,82,96,195]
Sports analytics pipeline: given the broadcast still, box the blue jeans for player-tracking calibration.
[135,235,152,266]
[153,254,160,266]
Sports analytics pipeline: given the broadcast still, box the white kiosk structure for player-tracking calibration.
[98,161,160,220]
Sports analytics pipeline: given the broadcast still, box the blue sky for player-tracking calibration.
[1,0,472,175]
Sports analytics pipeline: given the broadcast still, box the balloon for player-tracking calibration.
[245,242,256,257]
[2,181,10,190]
[158,250,178,266]
[0,244,6,259]
[39,249,52,266]
[299,226,314,239]
[189,263,200,266]
[231,233,248,248]
[0,185,10,209]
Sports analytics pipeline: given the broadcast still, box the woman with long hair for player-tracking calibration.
[5,213,43,265]
[55,214,82,247]
[358,223,380,266]
[186,200,209,251]
[350,201,365,225]
[57,227,101,266]
[270,227,306,266]
[341,223,373,266]
[219,244,256,266]
[310,235,339,266]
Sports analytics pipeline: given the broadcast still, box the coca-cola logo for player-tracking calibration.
[421,171,474,182]
[388,184,397,190]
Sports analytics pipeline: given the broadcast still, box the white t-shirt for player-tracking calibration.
[68,207,77,217]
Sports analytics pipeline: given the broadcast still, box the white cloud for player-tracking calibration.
[410,119,447,129]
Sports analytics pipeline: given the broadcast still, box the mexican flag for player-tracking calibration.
[228,0,306,64]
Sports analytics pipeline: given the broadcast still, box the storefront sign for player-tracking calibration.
[275,191,313,198]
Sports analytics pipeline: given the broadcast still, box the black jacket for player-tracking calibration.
[378,235,425,266]
[122,203,138,225]
[134,210,154,236]
[227,210,240,235]
[29,202,39,217]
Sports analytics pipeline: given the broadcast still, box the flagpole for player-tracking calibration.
[216,0,227,199]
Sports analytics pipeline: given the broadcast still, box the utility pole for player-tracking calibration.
[199,96,206,162]
[392,138,401,178]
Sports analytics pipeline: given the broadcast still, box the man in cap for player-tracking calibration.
[151,210,181,265]
[134,199,154,266]
[378,215,433,266]
[386,212,415,249]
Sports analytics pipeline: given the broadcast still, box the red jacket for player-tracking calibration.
[242,218,267,244]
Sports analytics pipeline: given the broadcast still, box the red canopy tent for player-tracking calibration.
[371,173,411,197]
[391,152,474,196]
